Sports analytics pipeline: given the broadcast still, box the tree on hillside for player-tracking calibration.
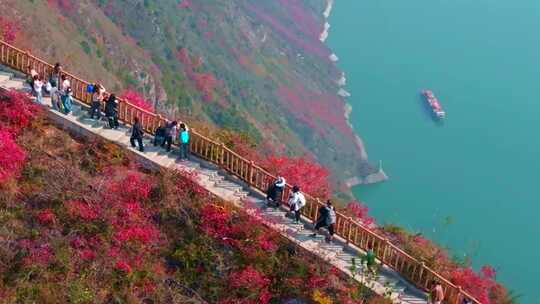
[0,17,18,43]
[119,89,154,112]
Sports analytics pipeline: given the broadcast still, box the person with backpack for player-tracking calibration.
[266,175,286,208]
[32,74,44,104]
[163,121,178,152]
[311,200,336,242]
[61,87,73,114]
[178,123,190,161]
[130,117,144,152]
[89,83,104,120]
[105,94,119,129]
[288,186,306,224]
[154,122,167,146]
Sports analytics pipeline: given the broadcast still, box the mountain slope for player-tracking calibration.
[0,0,376,187]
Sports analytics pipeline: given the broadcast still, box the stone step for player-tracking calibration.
[0,74,11,83]
[400,295,428,304]
[0,79,25,90]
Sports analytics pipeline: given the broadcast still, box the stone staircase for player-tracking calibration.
[0,67,429,304]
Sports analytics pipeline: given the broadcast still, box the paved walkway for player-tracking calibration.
[0,67,428,304]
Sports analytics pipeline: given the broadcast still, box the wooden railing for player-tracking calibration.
[0,40,481,304]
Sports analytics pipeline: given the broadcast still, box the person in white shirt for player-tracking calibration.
[60,74,70,93]
[33,75,44,104]
[288,185,306,224]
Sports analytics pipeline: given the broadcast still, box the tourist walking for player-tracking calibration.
[32,75,44,104]
[49,64,62,110]
[154,122,167,146]
[266,175,286,208]
[105,94,119,129]
[429,281,445,304]
[61,87,73,114]
[288,186,306,224]
[163,121,178,152]
[130,117,144,152]
[27,66,38,94]
[178,123,190,161]
[311,200,336,242]
[54,74,70,113]
[49,63,61,92]
[362,244,377,275]
[60,74,70,92]
[89,83,104,120]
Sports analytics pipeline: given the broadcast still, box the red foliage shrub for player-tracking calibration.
[47,0,76,12]
[119,89,154,112]
[36,209,56,225]
[177,0,192,9]
[277,83,354,142]
[0,16,18,43]
[66,200,100,221]
[244,3,330,59]
[192,72,218,101]
[20,242,54,267]
[176,47,191,65]
[449,267,495,303]
[225,266,271,304]
[228,266,269,290]
[0,90,43,135]
[344,201,375,226]
[113,224,159,244]
[103,169,153,202]
[0,130,26,183]
[262,155,331,198]
[255,234,278,252]
[200,204,232,242]
[115,260,132,273]
[78,248,97,261]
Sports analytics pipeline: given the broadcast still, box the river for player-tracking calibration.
[326,0,540,302]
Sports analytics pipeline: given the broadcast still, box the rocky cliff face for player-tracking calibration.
[0,0,377,186]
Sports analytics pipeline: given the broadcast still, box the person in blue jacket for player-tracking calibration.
[178,123,190,161]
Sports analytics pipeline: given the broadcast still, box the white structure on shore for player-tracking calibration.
[320,0,334,42]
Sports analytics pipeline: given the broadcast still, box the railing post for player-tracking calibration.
[382,238,389,263]
[314,199,320,223]
[220,143,225,166]
[456,287,463,304]
[24,50,30,72]
[419,261,426,288]
[248,161,254,186]
[347,217,354,244]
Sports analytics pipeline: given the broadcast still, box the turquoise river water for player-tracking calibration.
[326,1,540,302]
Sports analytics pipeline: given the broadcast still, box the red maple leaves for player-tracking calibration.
[119,89,155,112]
[262,155,331,198]
[0,130,26,183]
[0,90,42,183]
[0,16,18,43]
[449,265,503,304]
